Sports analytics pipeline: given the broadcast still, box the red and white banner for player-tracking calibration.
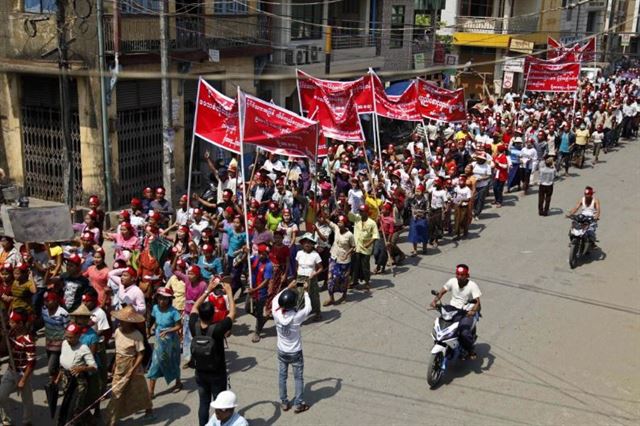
[547,36,595,62]
[524,50,578,76]
[416,79,466,122]
[547,36,563,59]
[525,62,580,92]
[297,70,373,116]
[239,91,320,159]
[370,72,422,121]
[297,70,366,141]
[194,78,240,154]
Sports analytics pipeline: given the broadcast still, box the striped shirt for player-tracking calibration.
[10,332,36,372]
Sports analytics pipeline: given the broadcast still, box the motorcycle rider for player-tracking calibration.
[566,186,601,246]
[430,264,482,360]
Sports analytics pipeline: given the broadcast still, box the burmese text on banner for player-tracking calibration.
[525,62,580,92]
[416,79,466,122]
[193,78,240,154]
[370,72,422,121]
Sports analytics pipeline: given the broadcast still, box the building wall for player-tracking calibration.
[380,0,415,71]
[539,0,563,39]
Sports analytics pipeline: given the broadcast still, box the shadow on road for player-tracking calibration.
[118,402,191,425]
[238,400,282,426]
[440,342,495,387]
[227,350,258,374]
[304,377,343,405]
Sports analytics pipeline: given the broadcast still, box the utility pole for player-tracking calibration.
[96,0,113,211]
[605,0,618,64]
[324,26,332,75]
[160,0,174,202]
[56,0,74,206]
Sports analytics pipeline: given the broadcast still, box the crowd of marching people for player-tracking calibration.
[0,66,637,425]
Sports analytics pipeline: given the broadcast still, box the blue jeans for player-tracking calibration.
[278,350,304,407]
[195,372,227,426]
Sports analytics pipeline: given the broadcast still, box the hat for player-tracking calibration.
[119,209,130,219]
[111,305,145,323]
[584,187,594,196]
[44,291,59,302]
[156,287,174,298]
[210,390,238,410]
[0,262,13,272]
[65,323,83,336]
[319,181,332,191]
[66,254,83,265]
[155,187,166,195]
[71,304,92,317]
[88,195,100,205]
[81,231,94,242]
[81,293,97,303]
[202,243,214,254]
[257,244,270,254]
[131,197,142,207]
[9,310,27,323]
[15,261,29,272]
[299,232,316,245]
[358,204,370,214]
[188,265,201,276]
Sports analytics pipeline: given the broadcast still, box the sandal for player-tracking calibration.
[251,333,261,343]
[335,296,346,305]
[280,401,291,412]
[172,382,183,393]
[294,403,310,413]
[322,299,334,307]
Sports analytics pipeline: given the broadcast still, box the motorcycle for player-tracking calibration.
[426,289,479,389]
[568,214,597,269]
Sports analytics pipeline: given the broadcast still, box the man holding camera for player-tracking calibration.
[272,282,312,414]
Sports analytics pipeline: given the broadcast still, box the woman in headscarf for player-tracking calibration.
[55,323,97,426]
[146,287,182,398]
[104,306,153,425]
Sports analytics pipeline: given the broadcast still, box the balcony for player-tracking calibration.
[455,15,539,34]
[102,14,271,56]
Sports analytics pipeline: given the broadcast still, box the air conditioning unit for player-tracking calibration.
[284,49,295,66]
[309,45,320,63]
[295,46,309,65]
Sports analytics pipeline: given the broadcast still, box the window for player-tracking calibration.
[24,0,57,13]
[214,0,248,15]
[291,0,323,40]
[120,0,161,13]
[459,0,493,17]
[390,5,405,49]
[586,11,597,33]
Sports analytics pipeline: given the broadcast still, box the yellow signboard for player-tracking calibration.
[509,38,534,54]
[452,33,511,49]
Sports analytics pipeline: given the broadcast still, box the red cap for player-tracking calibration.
[66,254,83,265]
[257,244,270,254]
[82,293,97,303]
[148,211,161,220]
[88,210,99,220]
[358,205,369,214]
[131,197,142,207]
[193,208,203,215]
[180,194,188,202]
[121,222,134,232]
[15,261,30,272]
[202,243,214,254]
[156,287,174,298]
[65,323,83,336]
[178,225,190,234]
[416,184,425,192]
[9,310,27,323]
[89,195,100,205]
[44,291,59,302]
[81,231,94,242]
[250,199,260,208]
[225,207,235,216]
[1,262,14,273]
[119,209,130,219]
[123,266,137,277]
[455,265,469,276]
[155,187,166,195]
[584,187,594,196]
[175,259,187,269]
[188,265,201,276]
[143,187,153,194]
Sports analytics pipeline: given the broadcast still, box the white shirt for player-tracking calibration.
[190,219,210,244]
[429,188,450,209]
[272,290,311,353]
[453,185,472,204]
[443,278,482,310]
[60,341,97,371]
[295,250,321,277]
[90,307,110,334]
[472,162,492,188]
[175,208,194,226]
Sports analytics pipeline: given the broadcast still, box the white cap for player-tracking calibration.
[210,390,238,410]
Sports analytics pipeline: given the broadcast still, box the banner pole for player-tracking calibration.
[369,70,384,177]
[186,78,202,208]
[312,126,319,229]
[237,87,254,308]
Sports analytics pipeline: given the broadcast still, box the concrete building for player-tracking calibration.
[0,0,271,207]
[260,0,446,109]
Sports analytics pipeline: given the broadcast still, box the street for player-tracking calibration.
[7,139,640,425]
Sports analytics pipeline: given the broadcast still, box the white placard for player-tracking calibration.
[208,49,220,63]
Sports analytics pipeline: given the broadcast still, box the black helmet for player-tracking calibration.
[278,289,297,311]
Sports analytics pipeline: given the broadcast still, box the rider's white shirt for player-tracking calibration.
[444,278,482,310]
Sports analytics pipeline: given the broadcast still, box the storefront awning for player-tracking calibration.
[452,33,511,49]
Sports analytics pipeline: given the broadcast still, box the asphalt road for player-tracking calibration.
[6,138,640,425]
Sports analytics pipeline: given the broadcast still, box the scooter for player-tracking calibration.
[568,214,597,269]
[426,289,479,389]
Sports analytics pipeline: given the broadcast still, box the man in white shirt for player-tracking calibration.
[621,97,637,138]
[430,264,482,359]
[471,156,492,219]
[453,176,472,238]
[272,285,312,414]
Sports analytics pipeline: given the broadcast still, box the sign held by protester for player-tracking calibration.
[1,204,73,242]
[525,62,580,92]
[416,80,466,122]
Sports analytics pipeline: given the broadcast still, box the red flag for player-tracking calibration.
[193,78,240,154]
[525,62,580,92]
[416,79,466,122]
[524,51,578,76]
[370,72,422,121]
[547,36,563,59]
[297,70,366,142]
[239,91,320,159]
[579,37,596,62]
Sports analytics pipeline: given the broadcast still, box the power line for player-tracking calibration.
[1,14,632,82]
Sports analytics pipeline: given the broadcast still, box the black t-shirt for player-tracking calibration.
[189,313,232,375]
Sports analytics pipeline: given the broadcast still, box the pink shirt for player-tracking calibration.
[113,234,140,260]
[174,271,206,314]
[83,265,110,306]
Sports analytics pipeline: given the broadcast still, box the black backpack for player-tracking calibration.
[191,325,217,372]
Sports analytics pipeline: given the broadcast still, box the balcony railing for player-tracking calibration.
[331,30,377,50]
[455,15,539,34]
[102,14,271,54]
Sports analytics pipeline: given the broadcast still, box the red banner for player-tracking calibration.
[297,70,366,141]
[297,70,373,116]
[416,79,466,122]
[371,73,422,121]
[524,51,578,76]
[547,36,595,62]
[525,62,580,92]
[239,92,320,159]
[194,78,240,154]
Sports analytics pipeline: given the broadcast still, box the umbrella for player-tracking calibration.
[44,382,58,418]
[150,235,173,264]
